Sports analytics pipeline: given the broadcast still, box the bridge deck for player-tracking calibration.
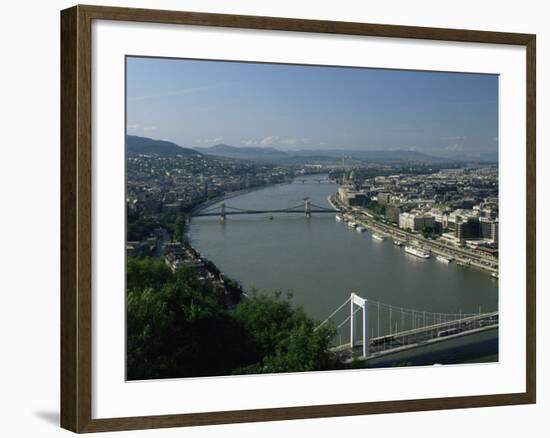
[332,312,498,359]
[194,209,338,217]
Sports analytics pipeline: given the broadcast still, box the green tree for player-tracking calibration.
[127,258,257,380]
[172,215,185,242]
[127,259,339,380]
[233,291,337,374]
[127,256,172,291]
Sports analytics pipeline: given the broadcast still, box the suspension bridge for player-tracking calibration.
[193,199,339,220]
[316,293,498,364]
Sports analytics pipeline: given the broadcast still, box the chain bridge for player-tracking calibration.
[193,199,339,220]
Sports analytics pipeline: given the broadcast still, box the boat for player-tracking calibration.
[356,226,366,232]
[436,255,452,264]
[404,246,430,259]
[372,233,386,241]
[393,240,403,247]
[335,214,343,222]
[348,221,357,228]
[491,272,499,279]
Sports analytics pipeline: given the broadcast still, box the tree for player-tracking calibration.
[127,258,258,380]
[172,215,185,242]
[232,291,337,374]
[127,256,172,291]
[126,259,339,380]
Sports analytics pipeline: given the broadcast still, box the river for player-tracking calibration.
[189,175,498,341]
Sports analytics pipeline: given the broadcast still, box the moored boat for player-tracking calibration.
[335,214,343,222]
[393,240,403,247]
[356,226,365,232]
[404,246,430,259]
[491,272,499,279]
[372,233,386,241]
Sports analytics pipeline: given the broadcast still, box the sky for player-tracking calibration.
[126,56,498,159]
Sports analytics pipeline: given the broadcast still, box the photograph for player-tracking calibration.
[125,57,500,381]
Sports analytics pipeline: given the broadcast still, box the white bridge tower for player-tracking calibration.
[350,292,369,358]
[304,198,311,218]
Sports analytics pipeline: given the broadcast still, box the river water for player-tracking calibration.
[190,175,498,340]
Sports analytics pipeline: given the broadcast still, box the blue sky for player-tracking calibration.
[126,57,498,158]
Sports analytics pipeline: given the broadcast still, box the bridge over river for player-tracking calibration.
[193,199,339,220]
[190,180,498,366]
[317,293,498,365]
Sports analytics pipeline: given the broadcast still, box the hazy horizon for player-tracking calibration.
[127,57,499,160]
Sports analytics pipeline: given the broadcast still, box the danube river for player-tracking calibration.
[190,175,498,341]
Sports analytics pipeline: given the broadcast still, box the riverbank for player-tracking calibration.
[328,194,498,275]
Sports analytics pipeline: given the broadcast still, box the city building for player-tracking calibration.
[385,204,403,224]
[455,216,480,240]
[398,212,435,232]
[479,217,499,244]
[377,193,391,205]
[338,186,367,206]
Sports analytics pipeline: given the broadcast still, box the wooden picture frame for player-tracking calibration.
[61,4,536,433]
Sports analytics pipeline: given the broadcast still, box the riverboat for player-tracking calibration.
[404,246,430,259]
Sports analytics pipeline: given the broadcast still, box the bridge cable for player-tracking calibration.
[314,296,352,331]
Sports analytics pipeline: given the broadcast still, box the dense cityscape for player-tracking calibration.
[125,135,500,379]
[333,166,499,273]
[125,58,499,379]
[127,140,499,278]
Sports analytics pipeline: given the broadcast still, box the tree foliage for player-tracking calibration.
[127,258,337,380]
[127,211,186,242]
[127,260,257,380]
[172,215,185,242]
[364,199,386,217]
[233,291,336,374]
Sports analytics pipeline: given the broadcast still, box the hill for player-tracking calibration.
[292,149,452,163]
[196,143,452,164]
[196,144,289,160]
[127,135,202,156]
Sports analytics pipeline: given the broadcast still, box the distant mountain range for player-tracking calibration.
[196,144,289,159]
[127,135,202,156]
[127,135,466,164]
[195,143,452,163]
[290,149,449,163]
